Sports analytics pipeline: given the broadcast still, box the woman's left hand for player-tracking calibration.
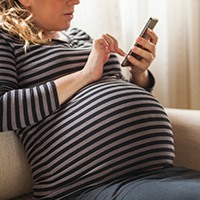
[127,29,158,88]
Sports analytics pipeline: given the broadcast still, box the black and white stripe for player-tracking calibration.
[0,27,174,199]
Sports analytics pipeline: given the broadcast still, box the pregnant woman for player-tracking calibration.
[1,0,200,199]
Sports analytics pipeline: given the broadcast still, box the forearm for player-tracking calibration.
[0,70,92,131]
[54,69,92,105]
[0,82,59,131]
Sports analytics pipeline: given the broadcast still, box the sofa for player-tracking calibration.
[0,108,200,200]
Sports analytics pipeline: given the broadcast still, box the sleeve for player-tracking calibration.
[0,34,60,132]
[65,28,93,47]
[121,70,155,92]
[145,70,155,93]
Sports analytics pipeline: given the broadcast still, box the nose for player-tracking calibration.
[67,0,80,5]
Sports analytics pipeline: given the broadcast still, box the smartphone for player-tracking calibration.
[121,17,159,67]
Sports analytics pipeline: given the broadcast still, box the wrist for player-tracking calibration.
[131,70,149,88]
[80,68,94,85]
[131,70,155,91]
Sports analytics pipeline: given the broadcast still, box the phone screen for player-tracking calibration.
[121,17,158,67]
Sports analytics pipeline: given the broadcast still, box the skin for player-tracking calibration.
[18,0,158,105]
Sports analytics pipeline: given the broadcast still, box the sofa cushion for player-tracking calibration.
[165,108,200,170]
[0,131,33,200]
[10,194,33,200]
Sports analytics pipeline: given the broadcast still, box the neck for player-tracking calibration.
[46,31,60,39]
[46,31,68,42]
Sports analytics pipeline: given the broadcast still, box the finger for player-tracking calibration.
[105,33,123,53]
[127,54,150,76]
[136,37,156,57]
[106,34,126,56]
[127,55,148,75]
[127,53,143,68]
[146,29,158,45]
[102,34,116,52]
[94,38,107,49]
[105,33,119,50]
[131,46,154,64]
[117,47,126,56]
[102,34,126,56]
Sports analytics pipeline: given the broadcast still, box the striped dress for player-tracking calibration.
[0,28,175,199]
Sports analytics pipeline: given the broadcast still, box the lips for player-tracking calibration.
[63,12,74,20]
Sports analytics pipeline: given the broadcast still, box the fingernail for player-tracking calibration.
[147,28,152,32]
[136,37,142,43]
[133,46,137,52]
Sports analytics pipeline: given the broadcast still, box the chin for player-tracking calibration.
[55,26,70,31]
[46,21,71,32]
[61,21,71,30]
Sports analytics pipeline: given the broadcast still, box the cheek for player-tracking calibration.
[43,6,64,23]
[31,2,61,20]
[32,8,59,25]
[30,3,69,30]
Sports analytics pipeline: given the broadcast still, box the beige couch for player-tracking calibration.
[0,108,200,200]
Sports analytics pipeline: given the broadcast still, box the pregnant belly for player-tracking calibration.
[22,79,175,199]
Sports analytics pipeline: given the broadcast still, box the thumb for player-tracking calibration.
[103,54,110,64]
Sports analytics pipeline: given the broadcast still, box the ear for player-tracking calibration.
[17,0,31,7]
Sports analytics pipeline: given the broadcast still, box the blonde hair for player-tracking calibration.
[0,0,51,50]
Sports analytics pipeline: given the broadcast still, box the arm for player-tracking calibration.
[0,35,60,131]
[55,33,126,105]
[0,33,125,131]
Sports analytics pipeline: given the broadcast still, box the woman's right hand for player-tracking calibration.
[83,34,126,83]
[55,34,126,105]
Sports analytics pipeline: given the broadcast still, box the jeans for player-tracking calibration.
[69,167,200,200]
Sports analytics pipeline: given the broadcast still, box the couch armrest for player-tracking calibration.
[165,108,200,171]
[0,131,33,200]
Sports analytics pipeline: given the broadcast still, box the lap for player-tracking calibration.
[69,167,200,200]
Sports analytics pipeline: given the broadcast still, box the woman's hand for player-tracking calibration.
[127,29,158,88]
[55,34,126,105]
[83,33,126,83]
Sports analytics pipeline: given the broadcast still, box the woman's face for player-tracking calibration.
[19,0,80,32]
